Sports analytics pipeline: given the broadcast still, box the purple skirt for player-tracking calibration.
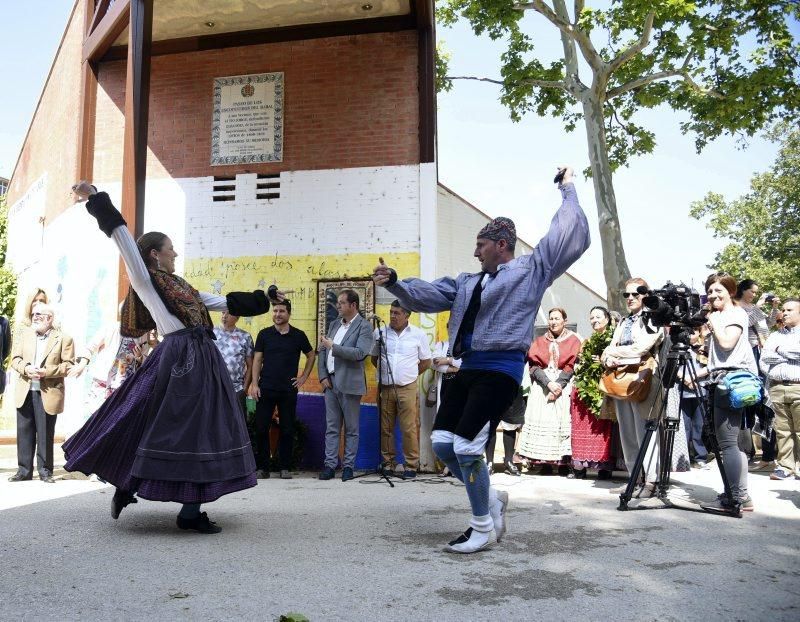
[63,327,256,503]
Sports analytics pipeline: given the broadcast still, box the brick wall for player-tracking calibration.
[94,30,420,182]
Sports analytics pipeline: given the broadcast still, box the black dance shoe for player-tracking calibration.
[111,489,137,519]
[504,461,521,476]
[176,511,222,534]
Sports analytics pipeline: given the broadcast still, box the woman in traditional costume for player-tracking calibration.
[63,182,274,534]
[569,306,616,479]
[517,308,581,474]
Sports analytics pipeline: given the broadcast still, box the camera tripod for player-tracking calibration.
[618,329,742,518]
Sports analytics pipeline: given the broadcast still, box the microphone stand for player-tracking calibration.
[352,314,395,487]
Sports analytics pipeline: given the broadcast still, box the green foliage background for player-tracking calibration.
[437,0,800,172]
[0,194,17,320]
[690,124,800,298]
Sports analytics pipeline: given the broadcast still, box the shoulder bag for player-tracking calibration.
[599,356,657,403]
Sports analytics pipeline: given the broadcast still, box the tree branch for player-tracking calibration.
[553,0,579,81]
[447,75,568,91]
[606,55,724,100]
[574,0,585,18]
[515,1,603,73]
[606,10,656,75]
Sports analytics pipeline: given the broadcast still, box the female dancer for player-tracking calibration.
[64,182,275,533]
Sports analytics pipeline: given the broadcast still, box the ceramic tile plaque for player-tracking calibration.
[211,72,284,165]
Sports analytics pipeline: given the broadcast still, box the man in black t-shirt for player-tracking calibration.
[248,300,315,479]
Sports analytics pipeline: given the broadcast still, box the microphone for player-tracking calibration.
[367,314,383,322]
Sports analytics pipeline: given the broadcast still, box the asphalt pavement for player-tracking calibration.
[1,455,798,621]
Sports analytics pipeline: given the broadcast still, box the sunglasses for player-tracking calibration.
[622,292,641,299]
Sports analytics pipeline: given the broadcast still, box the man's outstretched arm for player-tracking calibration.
[372,257,458,313]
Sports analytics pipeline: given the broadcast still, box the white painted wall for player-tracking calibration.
[181,166,422,260]
[3,165,428,438]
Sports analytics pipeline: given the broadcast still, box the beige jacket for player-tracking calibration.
[602,314,665,419]
[11,326,75,415]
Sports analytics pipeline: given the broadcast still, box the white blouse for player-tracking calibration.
[111,225,227,336]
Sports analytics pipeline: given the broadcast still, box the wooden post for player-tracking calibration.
[77,0,98,182]
[416,0,436,164]
[119,0,153,300]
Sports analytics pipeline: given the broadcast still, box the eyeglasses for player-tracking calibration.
[622,293,641,299]
[31,313,52,318]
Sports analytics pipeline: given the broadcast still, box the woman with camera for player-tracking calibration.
[601,278,664,496]
[702,272,759,511]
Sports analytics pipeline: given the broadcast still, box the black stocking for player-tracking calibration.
[502,430,516,463]
[486,430,497,466]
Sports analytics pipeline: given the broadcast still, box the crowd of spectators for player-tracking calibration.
[2,272,797,507]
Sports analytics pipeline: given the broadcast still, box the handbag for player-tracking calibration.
[599,356,657,402]
[424,381,438,408]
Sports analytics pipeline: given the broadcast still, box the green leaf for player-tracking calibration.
[690,122,800,298]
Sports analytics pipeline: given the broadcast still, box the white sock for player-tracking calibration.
[469,514,493,532]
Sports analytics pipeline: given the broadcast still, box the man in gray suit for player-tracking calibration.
[318,289,374,481]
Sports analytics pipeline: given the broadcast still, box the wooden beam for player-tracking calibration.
[416,0,436,164]
[119,0,153,301]
[102,14,417,61]
[83,0,129,62]
[77,0,98,181]
[88,0,112,35]
[121,0,153,238]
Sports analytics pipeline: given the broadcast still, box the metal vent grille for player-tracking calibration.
[257,173,280,200]
[213,176,235,202]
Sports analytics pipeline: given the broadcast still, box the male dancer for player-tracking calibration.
[373,166,590,553]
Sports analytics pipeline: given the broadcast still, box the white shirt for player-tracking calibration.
[31,330,52,391]
[326,318,353,373]
[112,226,227,335]
[760,326,800,382]
[371,323,432,386]
[707,307,758,375]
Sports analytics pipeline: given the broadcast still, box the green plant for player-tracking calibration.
[0,194,17,319]
[572,324,614,415]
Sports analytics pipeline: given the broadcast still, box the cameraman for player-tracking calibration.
[703,272,758,512]
[602,278,664,496]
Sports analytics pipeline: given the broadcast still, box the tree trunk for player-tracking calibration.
[581,94,631,313]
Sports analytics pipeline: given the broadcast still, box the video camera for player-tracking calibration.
[638,282,708,329]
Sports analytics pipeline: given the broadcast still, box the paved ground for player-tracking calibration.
[1,451,799,621]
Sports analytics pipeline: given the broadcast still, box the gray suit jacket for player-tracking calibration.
[318,313,374,396]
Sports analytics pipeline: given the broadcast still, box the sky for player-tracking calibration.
[0,1,795,297]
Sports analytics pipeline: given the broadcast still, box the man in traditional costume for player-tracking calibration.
[373,167,590,553]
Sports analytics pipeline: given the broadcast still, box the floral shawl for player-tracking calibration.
[120,270,212,337]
